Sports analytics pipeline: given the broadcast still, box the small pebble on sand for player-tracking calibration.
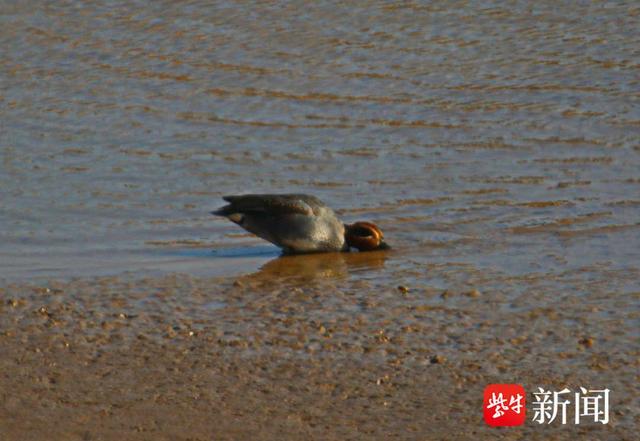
[466,289,481,298]
[579,337,594,348]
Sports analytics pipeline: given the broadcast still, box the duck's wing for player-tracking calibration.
[213,194,322,217]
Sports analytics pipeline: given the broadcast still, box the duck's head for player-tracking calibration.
[344,221,390,251]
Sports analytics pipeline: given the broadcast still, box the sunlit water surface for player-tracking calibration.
[1,1,638,292]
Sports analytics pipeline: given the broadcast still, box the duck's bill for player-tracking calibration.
[377,241,391,250]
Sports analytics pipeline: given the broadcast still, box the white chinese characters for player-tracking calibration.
[531,387,610,425]
[575,387,610,424]
[487,392,524,418]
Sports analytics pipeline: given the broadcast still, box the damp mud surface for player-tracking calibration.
[1,1,639,439]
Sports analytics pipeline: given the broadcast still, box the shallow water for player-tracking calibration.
[1,0,639,287]
[1,3,639,439]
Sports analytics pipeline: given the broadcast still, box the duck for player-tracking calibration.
[212,193,389,254]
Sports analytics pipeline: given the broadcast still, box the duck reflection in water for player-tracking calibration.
[241,249,389,285]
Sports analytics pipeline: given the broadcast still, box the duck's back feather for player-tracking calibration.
[211,193,347,253]
[214,194,323,217]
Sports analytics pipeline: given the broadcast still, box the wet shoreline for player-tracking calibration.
[1,269,637,439]
[2,0,639,438]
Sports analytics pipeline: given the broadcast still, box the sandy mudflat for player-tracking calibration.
[1,259,637,440]
[2,0,639,439]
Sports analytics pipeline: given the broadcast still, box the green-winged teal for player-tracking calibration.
[212,194,389,254]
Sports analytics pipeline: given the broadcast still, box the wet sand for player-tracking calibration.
[1,257,638,440]
[2,0,640,439]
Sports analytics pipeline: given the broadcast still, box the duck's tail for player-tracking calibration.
[210,205,232,216]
